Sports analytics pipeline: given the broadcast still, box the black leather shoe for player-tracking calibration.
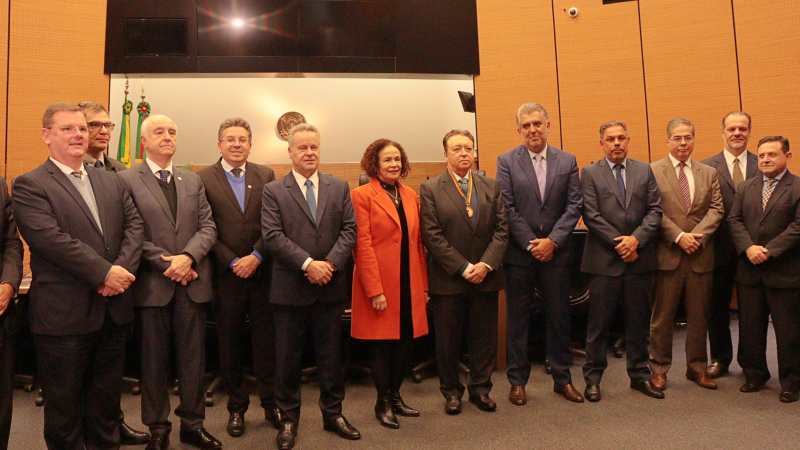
[323,416,361,440]
[544,358,552,375]
[584,384,601,402]
[265,406,283,429]
[779,390,799,403]
[276,423,297,450]
[227,412,245,437]
[375,396,400,429]
[469,394,497,412]
[179,428,222,450]
[144,435,169,450]
[120,419,151,445]
[444,396,461,415]
[390,391,420,417]
[740,380,766,393]
[631,380,665,399]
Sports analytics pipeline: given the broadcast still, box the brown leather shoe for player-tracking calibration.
[553,383,584,403]
[706,362,729,379]
[651,373,667,390]
[687,371,718,390]
[509,385,526,406]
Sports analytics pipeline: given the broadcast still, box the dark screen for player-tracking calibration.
[124,19,189,56]
[197,0,298,57]
[298,1,397,57]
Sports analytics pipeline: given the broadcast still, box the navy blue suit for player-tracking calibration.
[496,144,582,386]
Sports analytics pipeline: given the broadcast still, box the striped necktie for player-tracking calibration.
[678,162,691,210]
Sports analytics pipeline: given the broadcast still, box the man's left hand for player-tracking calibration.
[464,262,490,284]
[0,283,14,316]
[162,254,194,281]
[232,255,261,279]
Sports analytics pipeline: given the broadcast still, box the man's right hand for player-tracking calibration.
[677,233,703,254]
[0,283,14,316]
[105,265,135,293]
[745,245,770,264]
[305,260,333,285]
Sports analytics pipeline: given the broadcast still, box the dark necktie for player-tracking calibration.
[732,157,744,187]
[157,170,169,183]
[305,179,317,223]
[231,168,242,178]
[614,163,626,204]
[678,162,691,210]
[94,159,104,169]
[70,171,82,179]
[763,178,777,211]
[458,177,469,196]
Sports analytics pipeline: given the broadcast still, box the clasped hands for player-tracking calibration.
[463,262,490,284]
[678,233,704,255]
[615,235,639,263]
[96,265,135,297]
[305,260,335,285]
[745,245,770,264]
[529,238,556,262]
[161,254,198,285]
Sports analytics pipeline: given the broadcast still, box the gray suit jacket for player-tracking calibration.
[84,152,128,173]
[580,158,662,276]
[420,170,508,295]
[119,163,216,307]
[261,172,357,306]
[728,171,800,288]
[0,176,24,336]
[495,144,583,266]
[700,151,759,267]
[13,160,143,334]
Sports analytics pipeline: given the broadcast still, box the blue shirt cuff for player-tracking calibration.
[230,257,240,269]
[251,249,263,262]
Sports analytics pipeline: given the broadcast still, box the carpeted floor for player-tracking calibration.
[8,321,800,449]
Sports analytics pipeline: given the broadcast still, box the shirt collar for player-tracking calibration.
[145,158,173,177]
[84,153,100,166]
[448,167,470,183]
[668,153,692,169]
[606,157,626,169]
[723,149,748,166]
[221,158,246,174]
[292,169,319,188]
[50,157,86,178]
[764,169,788,182]
[528,144,548,161]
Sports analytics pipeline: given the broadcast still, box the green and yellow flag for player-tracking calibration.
[135,101,151,164]
[116,100,133,167]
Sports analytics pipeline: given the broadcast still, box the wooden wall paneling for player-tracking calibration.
[553,0,649,167]
[638,0,740,163]
[733,0,800,173]
[474,0,561,179]
[0,1,8,178]
[6,0,109,182]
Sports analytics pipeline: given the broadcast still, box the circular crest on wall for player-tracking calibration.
[277,112,307,141]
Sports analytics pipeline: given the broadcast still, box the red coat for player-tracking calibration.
[351,178,429,339]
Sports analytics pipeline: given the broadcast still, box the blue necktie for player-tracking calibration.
[305,179,317,223]
[614,164,626,205]
[157,170,169,183]
[458,178,469,196]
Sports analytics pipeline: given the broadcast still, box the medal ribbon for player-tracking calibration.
[448,169,473,210]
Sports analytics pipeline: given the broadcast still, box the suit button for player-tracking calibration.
[244,221,248,224]
[176,231,179,236]
[317,235,321,240]
[106,246,110,250]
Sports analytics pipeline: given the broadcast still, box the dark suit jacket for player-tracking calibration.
[119,163,216,307]
[261,172,357,306]
[0,177,23,336]
[728,171,800,288]
[580,158,662,276]
[495,144,583,266]
[12,160,143,335]
[420,170,508,295]
[197,159,275,278]
[84,153,128,173]
[701,151,759,267]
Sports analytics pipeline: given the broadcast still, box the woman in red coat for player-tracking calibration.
[351,139,429,429]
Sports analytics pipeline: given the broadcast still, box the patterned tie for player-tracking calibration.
[70,170,82,179]
[305,179,317,223]
[458,177,469,196]
[762,178,778,211]
[614,164,626,204]
[157,170,169,183]
[678,162,691,210]
[94,159,104,169]
[231,168,242,178]
[534,153,546,199]
[732,157,744,187]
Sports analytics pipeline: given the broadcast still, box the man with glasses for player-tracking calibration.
[79,102,128,173]
[78,101,151,446]
[197,118,279,437]
[649,118,723,391]
[12,102,143,449]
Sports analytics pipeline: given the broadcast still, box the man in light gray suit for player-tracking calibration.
[261,124,359,450]
[118,115,220,450]
[580,121,663,402]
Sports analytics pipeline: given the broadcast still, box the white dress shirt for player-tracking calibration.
[667,154,695,243]
[722,149,748,180]
[292,169,320,271]
[145,158,174,183]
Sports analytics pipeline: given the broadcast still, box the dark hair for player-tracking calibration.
[218,117,252,141]
[442,129,475,150]
[360,139,410,179]
[599,120,628,138]
[666,117,695,137]
[757,135,790,153]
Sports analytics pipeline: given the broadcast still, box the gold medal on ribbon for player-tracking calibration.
[448,169,474,218]
[466,206,474,217]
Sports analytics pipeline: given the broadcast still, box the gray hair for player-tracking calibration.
[516,103,549,128]
[42,102,82,128]
[287,123,320,147]
[599,120,628,138]
[77,101,109,116]
[721,111,752,130]
[666,117,695,137]
[140,114,176,137]
[218,117,252,142]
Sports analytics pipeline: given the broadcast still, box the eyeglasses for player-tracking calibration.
[87,122,116,131]
[221,137,250,145]
[669,135,695,143]
[48,126,88,135]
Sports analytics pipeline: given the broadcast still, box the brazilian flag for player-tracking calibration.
[135,101,151,164]
[116,100,133,167]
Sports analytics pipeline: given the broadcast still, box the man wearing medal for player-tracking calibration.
[420,129,509,415]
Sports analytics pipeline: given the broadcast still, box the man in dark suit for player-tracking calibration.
[649,118,723,391]
[12,102,143,449]
[580,121,664,402]
[0,174,23,450]
[728,135,800,403]
[79,100,151,446]
[261,124,359,450]
[420,129,508,415]
[197,118,279,437]
[496,103,584,405]
[700,111,759,379]
[118,115,220,450]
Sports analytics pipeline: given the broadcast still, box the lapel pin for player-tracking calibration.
[248,185,252,189]
[178,177,182,181]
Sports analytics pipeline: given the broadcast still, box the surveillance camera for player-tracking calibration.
[568,7,578,18]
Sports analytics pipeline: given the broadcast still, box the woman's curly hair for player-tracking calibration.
[360,138,411,180]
